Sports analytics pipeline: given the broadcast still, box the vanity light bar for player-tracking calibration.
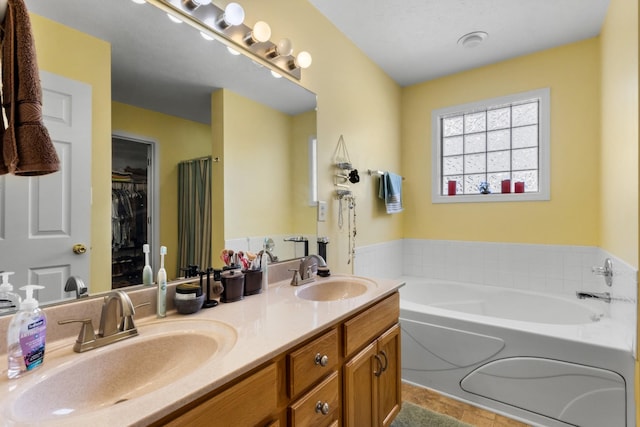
[154,0,308,80]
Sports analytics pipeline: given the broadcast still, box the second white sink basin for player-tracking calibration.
[295,276,377,301]
[5,318,237,424]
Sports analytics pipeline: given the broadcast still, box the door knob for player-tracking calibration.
[72,244,87,255]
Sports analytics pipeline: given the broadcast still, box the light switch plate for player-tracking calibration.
[317,200,327,222]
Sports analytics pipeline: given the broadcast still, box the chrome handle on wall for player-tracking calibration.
[592,258,613,287]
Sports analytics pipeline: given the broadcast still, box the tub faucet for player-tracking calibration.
[576,291,611,303]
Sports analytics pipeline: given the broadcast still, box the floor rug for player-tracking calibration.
[390,401,473,427]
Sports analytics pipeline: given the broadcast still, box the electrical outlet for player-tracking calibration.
[317,200,327,222]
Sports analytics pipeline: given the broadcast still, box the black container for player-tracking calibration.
[220,269,245,303]
[242,269,263,296]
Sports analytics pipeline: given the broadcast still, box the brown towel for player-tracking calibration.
[0,0,59,176]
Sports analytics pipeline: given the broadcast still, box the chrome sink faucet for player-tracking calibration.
[59,290,144,353]
[289,254,327,286]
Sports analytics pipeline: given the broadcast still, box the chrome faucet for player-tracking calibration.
[64,276,88,299]
[58,290,143,353]
[576,291,612,303]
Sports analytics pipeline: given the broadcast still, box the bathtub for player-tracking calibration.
[399,277,636,427]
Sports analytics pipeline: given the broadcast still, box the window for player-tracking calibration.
[431,88,550,203]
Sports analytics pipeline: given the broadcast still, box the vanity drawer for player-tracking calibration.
[343,292,399,357]
[288,370,339,427]
[288,328,338,398]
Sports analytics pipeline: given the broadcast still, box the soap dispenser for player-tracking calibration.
[0,272,21,315]
[7,285,47,379]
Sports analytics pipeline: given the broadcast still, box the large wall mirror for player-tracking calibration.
[0,0,317,313]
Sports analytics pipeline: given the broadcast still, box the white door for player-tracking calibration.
[0,71,91,304]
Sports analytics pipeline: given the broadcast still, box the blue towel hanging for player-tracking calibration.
[378,172,403,214]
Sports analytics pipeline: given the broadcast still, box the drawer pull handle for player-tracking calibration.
[314,353,329,367]
[379,350,389,372]
[315,401,330,415]
[374,354,383,377]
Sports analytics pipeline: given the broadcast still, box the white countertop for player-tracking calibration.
[0,275,404,426]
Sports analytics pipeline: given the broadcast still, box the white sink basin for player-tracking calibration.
[5,318,237,423]
[295,276,377,301]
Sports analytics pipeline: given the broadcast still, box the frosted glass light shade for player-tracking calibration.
[296,51,312,69]
[253,21,271,43]
[217,2,245,28]
[200,31,214,41]
[167,13,182,24]
[276,38,293,56]
[244,21,271,46]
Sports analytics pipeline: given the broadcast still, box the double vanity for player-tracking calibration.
[0,269,404,427]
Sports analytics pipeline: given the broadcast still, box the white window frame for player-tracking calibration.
[431,88,551,204]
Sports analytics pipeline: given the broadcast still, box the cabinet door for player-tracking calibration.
[377,324,401,427]
[343,342,377,427]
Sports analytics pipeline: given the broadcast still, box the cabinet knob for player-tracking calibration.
[315,401,330,415]
[314,353,329,367]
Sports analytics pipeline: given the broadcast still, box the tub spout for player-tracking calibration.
[575,291,611,303]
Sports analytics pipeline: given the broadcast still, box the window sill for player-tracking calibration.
[432,192,550,204]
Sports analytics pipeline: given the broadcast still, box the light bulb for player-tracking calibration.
[266,38,293,58]
[167,13,182,24]
[276,38,293,56]
[244,21,271,46]
[182,0,211,10]
[217,2,245,29]
[296,51,312,69]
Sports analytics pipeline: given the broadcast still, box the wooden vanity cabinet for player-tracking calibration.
[157,292,400,427]
[343,293,401,427]
[162,362,281,427]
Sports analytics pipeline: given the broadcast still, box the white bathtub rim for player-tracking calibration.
[399,276,634,355]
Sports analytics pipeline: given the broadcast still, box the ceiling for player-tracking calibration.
[25,0,610,123]
[309,0,611,86]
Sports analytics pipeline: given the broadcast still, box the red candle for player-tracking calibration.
[448,180,456,196]
[501,179,511,193]
[515,181,525,193]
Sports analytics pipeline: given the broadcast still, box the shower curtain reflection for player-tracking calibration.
[177,157,212,274]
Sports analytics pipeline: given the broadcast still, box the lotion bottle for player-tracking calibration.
[142,244,153,285]
[0,272,21,315]
[7,285,47,379]
[157,246,167,318]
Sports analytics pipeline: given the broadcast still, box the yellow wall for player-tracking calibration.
[291,110,318,235]
[600,0,639,269]
[216,89,294,240]
[31,14,112,291]
[598,0,639,422]
[241,0,403,273]
[402,39,601,245]
[112,102,211,282]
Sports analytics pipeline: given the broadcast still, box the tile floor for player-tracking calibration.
[402,382,532,427]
